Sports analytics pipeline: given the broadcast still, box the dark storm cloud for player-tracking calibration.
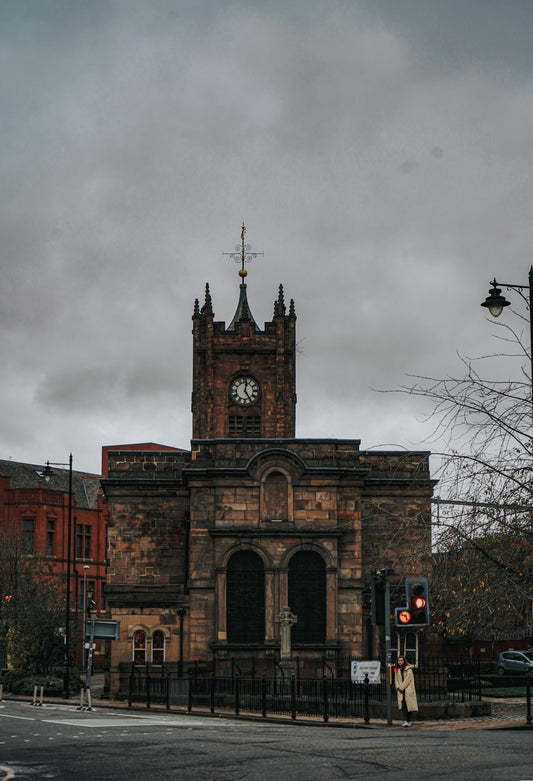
[2,0,533,470]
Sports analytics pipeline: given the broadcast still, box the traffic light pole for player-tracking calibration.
[384,578,393,726]
[372,567,394,726]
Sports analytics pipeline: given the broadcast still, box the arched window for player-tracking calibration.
[152,630,165,664]
[393,632,419,667]
[226,550,265,644]
[133,630,146,664]
[263,471,288,521]
[288,550,326,644]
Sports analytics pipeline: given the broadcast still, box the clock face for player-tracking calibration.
[230,375,260,406]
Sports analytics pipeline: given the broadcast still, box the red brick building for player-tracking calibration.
[103,245,435,695]
[0,458,106,664]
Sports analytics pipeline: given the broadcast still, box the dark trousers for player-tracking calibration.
[401,697,410,722]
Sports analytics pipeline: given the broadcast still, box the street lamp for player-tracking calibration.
[42,453,73,699]
[481,266,533,407]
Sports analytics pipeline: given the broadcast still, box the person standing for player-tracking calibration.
[395,656,418,726]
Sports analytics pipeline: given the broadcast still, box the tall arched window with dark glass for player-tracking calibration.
[288,550,326,644]
[226,550,265,644]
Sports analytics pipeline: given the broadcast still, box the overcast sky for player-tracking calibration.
[2,0,533,475]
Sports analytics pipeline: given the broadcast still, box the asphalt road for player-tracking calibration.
[0,699,532,780]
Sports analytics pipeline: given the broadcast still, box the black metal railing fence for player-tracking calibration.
[124,656,483,721]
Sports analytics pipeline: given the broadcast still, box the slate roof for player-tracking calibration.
[0,459,102,510]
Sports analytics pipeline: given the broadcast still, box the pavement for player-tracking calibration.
[1,688,531,731]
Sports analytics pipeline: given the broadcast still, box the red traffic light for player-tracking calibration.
[397,609,412,624]
[413,596,426,610]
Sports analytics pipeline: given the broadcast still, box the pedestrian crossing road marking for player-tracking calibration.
[43,718,206,728]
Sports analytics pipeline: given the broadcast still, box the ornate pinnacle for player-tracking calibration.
[201,283,213,316]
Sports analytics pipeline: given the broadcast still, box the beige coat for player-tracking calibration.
[395,664,418,713]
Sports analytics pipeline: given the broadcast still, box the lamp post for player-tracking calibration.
[81,565,90,675]
[42,453,73,699]
[481,266,533,408]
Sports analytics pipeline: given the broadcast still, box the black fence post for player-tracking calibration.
[261,674,267,718]
[210,673,215,714]
[350,680,357,719]
[526,674,532,725]
[322,675,329,723]
[146,669,151,709]
[234,674,240,716]
[363,674,370,724]
[128,664,134,708]
[187,670,193,712]
[166,672,171,710]
[290,675,297,720]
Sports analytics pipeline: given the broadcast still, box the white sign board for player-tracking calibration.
[351,660,381,683]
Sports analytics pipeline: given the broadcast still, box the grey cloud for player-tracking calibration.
[2,0,533,471]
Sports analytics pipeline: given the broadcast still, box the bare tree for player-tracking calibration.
[395,318,533,641]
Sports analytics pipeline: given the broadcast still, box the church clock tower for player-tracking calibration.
[191,225,296,439]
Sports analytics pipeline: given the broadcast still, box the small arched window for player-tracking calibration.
[133,630,146,664]
[263,471,288,521]
[152,630,165,664]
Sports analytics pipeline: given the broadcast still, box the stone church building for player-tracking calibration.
[102,234,434,693]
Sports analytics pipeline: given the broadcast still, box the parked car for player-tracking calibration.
[496,650,533,675]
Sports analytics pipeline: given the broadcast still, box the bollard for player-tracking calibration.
[32,685,38,706]
[78,687,85,710]
[363,674,370,724]
[526,675,532,725]
[322,675,329,723]
[38,685,44,707]
[0,683,3,702]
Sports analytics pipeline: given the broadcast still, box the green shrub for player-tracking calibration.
[1,669,82,696]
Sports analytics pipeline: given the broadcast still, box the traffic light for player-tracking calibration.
[371,578,386,626]
[394,577,430,628]
[407,577,430,626]
[394,606,413,627]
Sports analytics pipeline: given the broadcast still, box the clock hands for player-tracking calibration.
[244,383,254,401]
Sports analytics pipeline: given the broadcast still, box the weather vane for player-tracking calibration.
[223,223,264,279]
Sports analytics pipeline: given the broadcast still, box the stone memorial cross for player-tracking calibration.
[275,606,298,660]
